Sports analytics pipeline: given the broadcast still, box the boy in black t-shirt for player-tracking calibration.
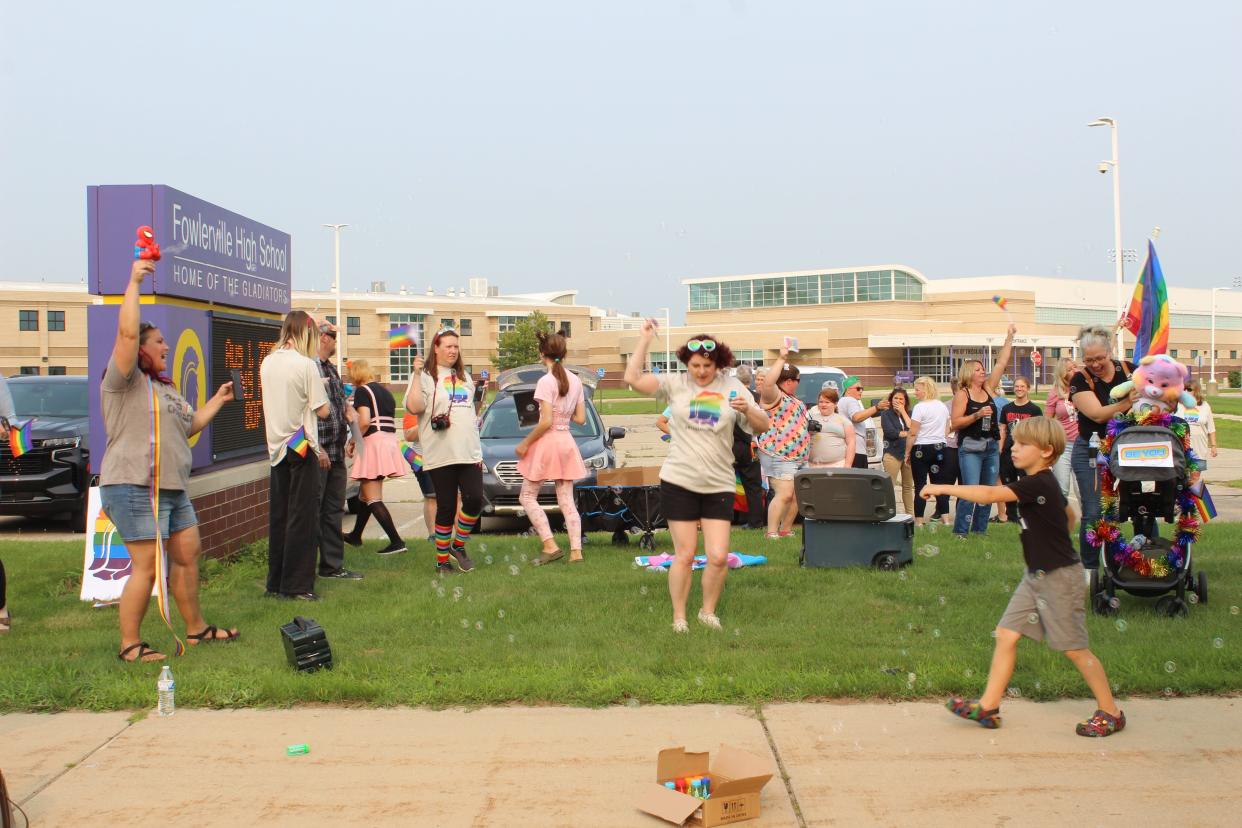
[922,417,1126,737]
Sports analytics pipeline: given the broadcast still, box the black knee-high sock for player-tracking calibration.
[367,501,402,545]
[348,501,372,538]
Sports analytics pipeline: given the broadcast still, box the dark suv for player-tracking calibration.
[479,365,624,519]
[1,375,92,531]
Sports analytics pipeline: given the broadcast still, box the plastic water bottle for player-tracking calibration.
[980,409,992,433]
[157,665,175,717]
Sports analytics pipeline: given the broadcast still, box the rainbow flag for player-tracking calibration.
[1190,485,1217,524]
[733,471,747,513]
[992,295,1008,312]
[389,326,416,350]
[1123,240,1170,362]
[402,443,423,471]
[8,420,32,458]
[286,426,310,457]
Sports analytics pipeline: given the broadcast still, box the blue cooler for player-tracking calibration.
[795,468,913,570]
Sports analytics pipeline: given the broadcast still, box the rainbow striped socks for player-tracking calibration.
[434,523,453,564]
[451,510,480,551]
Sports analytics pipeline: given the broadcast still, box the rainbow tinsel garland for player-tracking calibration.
[1085,409,1204,579]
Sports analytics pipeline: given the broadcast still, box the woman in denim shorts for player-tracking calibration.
[757,347,811,538]
[100,259,239,663]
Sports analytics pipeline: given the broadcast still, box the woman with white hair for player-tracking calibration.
[1067,325,1137,572]
[1044,356,1080,500]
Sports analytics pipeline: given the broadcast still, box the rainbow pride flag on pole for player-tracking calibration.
[1190,485,1217,524]
[286,426,310,457]
[389,326,417,350]
[1123,240,1170,362]
[8,419,33,458]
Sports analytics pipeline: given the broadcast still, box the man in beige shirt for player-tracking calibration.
[260,310,330,601]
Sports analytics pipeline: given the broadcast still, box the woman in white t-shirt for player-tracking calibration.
[1178,379,1217,475]
[624,321,769,634]
[404,328,483,575]
[516,331,589,565]
[909,376,952,527]
[806,386,854,467]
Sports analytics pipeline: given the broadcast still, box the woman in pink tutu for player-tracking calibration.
[342,359,409,556]
[516,331,589,565]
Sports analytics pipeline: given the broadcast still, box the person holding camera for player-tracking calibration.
[517,331,589,565]
[805,385,854,468]
[839,377,888,468]
[625,322,768,633]
[343,359,408,556]
[757,347,811,538]
[404,328,483,575]
[949,323,1016,538]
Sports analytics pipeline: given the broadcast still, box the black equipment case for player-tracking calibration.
[794,467,896,521]
[280,616,333,672]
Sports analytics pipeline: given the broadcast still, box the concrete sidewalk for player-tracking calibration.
[4,698,1239,827]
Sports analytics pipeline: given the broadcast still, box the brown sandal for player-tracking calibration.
[118,641,166,663]
[568,553,584,564]
[187,625,240,645]
[532,550,565,566]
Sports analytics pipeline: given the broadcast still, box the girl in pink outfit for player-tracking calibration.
[516,331,589,565]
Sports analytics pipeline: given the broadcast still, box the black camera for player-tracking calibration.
[430,413,451,431]
[807,419,823,434]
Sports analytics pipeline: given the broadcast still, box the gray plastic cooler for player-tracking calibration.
[801,515,915,569]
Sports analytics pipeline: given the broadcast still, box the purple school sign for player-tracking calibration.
[87,186,290,472]
[87,185,291,314]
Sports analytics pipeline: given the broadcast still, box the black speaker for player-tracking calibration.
[280,616,333,672]
[794,467,895,522]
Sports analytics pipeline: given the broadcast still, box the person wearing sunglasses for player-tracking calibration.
[755,346,812,538]
[839,377,887,469]
[625,323,769,634]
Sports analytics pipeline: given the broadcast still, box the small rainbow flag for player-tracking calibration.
[8,420,32,458]
[992,295,1009,312]
[389,326,416,350]
[402,443,423,471]
[1190,485,1217,524]
[286,426,310,457]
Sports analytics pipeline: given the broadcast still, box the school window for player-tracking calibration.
[1232,350,1238,360]
[1170,349,1178,358]
[387,313,426,382]
[325,315,336,324]
[19,366,39,375]
[752,278,785,307]
[733,349,763,369]
[19,310,37,331]
[465,365,473,375]
[439,318,455,332]
[1191,350,1199,360]
[785,275,818,306]
[347,316,360,336]
[559,321,571,338]
[823,273,855,303]
[498,316,523,334]
[689,282,720,311]
[48,310,66,332]
[48,366,66,375]
[719,281,751,309]
[459,318,473,336]
[856,270,893,302]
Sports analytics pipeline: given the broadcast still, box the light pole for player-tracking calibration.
[658,307,672,372]
[1089,117,1124,359]
[1210,276,1242,388]
[322,223,349,373]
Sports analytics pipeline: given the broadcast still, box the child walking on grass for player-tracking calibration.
[921,416,1126,737]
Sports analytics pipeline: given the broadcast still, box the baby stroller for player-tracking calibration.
[1089,423,1208,618]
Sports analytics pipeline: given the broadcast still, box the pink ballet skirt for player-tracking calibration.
[350,430,409,481]
[517,429,587,482]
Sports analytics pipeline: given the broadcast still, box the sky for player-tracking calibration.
[2,1,1239,321]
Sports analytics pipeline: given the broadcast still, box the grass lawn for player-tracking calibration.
[1207,395,1242,417]
[597,399,664,415]
[2,524,1240,712]
[1211,418,1242,450]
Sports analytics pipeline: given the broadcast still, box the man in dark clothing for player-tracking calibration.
[732,365,765,528]
[315,322,363,580]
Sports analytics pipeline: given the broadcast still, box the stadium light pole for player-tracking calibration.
[322,223,349,373]
[1089,118,1124,359]
[1211,276,1242,387]
[659,307,672,372]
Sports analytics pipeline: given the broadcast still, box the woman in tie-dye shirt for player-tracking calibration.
[757,347,811,538]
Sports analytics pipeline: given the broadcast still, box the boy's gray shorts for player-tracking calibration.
[997,564,1089,651]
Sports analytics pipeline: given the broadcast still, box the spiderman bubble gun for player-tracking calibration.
[134,226,161,261]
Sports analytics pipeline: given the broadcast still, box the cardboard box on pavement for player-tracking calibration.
[596,466,662,487]
[637,745,774,826]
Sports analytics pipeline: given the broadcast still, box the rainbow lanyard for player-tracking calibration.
[148,377,184,656]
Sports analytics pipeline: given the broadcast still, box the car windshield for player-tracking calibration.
[792,372,847,409]
[480,394,600,439]
[9,381,88,417]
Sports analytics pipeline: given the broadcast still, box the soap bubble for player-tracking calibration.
[1188,593,1199,604]
[509,565,520,576]
[460,618,469,628]
[926,521,938,534]
[436,588,445,599]
[504,555,510,562]
[1163,687,1174,697]
[429,579,439,590]
[899,571,908,581]
[1213,637,1224,649]
[1036,598,1048,610]
[474,621,484,631]
[964,668,974,678]
[466,596,472,603]
[497,609,506,619]
[985,551,993,560]
[520,553,528,562]
[734,628,741,637]
[648,605,654,613]
[695,676,704,686]
[1115,619,1128,632]
[479,542,487,553]
[1006,687,1022,698]
[508,634,516,643]
[1035,569,1046,580]
[453,586,463,600]
[640,586,648,596]
[1034,681,1041,691]
[1231,606,1240,616]
[931,464,940,473]
[933,629,941,638]
[1164,660,1176,673]
[484,556,493,565]
[906,672,916,684]
[1109,597,1120,609]
[1027,613,1039,625]
[626,698,640,708]
[939,595,947,605]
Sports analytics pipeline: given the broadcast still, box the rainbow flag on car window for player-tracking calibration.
[8,420,32,458]
[1123,240,1170,362]
[389,326,416,350]
[286,426,310,457]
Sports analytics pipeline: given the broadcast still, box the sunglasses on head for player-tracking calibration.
[686,339,716,352]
